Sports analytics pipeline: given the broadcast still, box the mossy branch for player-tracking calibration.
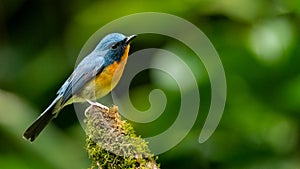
[85,104,160,169]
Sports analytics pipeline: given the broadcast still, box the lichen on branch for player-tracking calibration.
[85,104,159,169]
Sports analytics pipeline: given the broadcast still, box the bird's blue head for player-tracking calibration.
[95,33,136,65]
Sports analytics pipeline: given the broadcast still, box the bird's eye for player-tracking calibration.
[111,42,120,50]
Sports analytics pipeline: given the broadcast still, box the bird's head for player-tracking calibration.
[95,33,136,64]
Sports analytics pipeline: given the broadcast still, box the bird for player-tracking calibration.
[23,33,137,142]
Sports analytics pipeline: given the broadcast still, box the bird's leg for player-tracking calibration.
[85,99,109,113]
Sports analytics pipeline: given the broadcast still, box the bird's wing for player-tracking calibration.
[57,54,105,105]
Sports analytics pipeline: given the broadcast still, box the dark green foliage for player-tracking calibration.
[1,0,300,168]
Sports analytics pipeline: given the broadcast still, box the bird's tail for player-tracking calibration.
[23,96,62,142]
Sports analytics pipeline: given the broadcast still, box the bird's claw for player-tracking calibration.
[85,99,109,116]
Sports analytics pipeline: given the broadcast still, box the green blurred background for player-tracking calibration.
[1,0,300,168]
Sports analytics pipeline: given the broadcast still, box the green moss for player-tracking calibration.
[85,105,159,169]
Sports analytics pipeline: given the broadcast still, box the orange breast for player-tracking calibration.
[85,45,130,99]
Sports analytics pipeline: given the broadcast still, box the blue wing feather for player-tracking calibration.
[57,53,105,105]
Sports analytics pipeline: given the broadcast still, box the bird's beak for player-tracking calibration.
[125,35,137,45]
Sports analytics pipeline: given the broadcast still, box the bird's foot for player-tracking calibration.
[85,99,109,116]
